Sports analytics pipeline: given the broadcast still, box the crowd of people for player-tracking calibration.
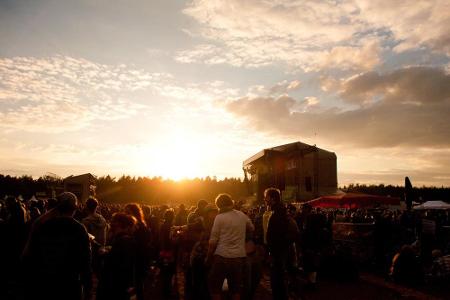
[1,188,449,300]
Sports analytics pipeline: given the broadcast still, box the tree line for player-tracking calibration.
[342,183,450,202]
[0,174,448,205]
[0,174,248,206]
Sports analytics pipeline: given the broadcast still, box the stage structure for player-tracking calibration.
[243,141,337,203]
[63,173,96,203]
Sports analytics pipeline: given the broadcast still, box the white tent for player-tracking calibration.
[413,200,450,210]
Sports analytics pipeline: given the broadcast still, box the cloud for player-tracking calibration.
[179,0,449,70]
[269,80,301,94]
[157,79,239,103]
[340,66,450,106]
[247,80,302,97]
[0,56,236,133]
[316,39,381,71]
[304,97,319,107]
[356,0,450,55]
[0,56,166,132]
[225,66,450,148]
[179,1,372,70]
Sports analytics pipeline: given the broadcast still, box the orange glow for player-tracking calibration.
[134,129,214,180]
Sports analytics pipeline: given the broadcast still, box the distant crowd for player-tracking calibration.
[1,189,449,300]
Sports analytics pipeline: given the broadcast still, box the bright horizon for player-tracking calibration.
[1,1,449,187]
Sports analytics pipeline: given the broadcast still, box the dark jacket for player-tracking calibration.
[97,232,137,300]
[82,212,107,245]
[23,216,92,300]
[267,204,299,256]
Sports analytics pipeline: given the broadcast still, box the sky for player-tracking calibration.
[0,0,449,186]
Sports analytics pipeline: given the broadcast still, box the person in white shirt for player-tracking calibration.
[206,193,254,300]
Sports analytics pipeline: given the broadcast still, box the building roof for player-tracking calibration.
[64,173,96,183]
[243,141,336,167]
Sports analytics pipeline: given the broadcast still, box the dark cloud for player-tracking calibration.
[226,67,450,148]
[341,67,450,105]
[227,95,295,123]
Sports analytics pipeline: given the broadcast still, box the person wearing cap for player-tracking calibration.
[207,193,254,300]
[22,192,92,300]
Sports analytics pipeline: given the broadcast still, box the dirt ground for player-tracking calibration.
[145,268,448,300]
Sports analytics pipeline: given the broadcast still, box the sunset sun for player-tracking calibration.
[135,129,212,180]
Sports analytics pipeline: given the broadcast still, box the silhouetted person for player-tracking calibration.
[181,202,206,300]
[175,204,188,226]
[22,192,92,300]
[124,203,151,300]
[97,213,137,300]
[302,204,327,287]
[0,197,29,300]
[142,205,152,229]
[190,204,218,300]
[390,245,424,286]
[188,199,208,224]
[159,209,176,299]
[47,197,59,210]
[82,197,107,246]
[265,188,299,300]
[28,206,41,224]
[82,197,107,275]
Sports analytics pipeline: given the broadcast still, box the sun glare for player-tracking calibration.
[135,129,212,180]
